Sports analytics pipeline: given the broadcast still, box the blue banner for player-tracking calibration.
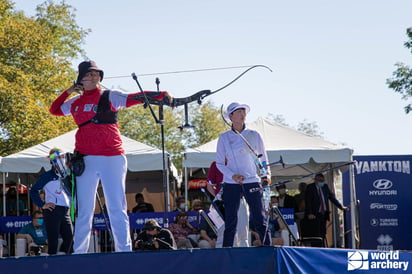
[278,246,411,273]
[94,211,201,231]
[343,155,412,250]
[278,208,294,226]
[0,216,31,233]
[1,209,294,233]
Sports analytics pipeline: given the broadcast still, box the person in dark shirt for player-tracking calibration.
[275,184,296,209]
[135,219,176,251]
[132,193,155,213]
[303,173,349,245]
[198,217,217,248]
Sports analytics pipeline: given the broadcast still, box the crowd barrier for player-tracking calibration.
[0,209,296,257]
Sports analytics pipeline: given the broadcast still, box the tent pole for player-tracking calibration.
[184,167,188,211]
[17,176,21,216]
[329,167,338,248]
[349,162,358,248]
[2,173,5,216]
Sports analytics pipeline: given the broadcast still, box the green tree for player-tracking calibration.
[266,113,289,127]
[184,101,227,147]
[266,113,324,138]
[296,119,324,138]
[387,27,412,113]
[118,104,186,170]
[0,0,228,170]
[0,0,88,155]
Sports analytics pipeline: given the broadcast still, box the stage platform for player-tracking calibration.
[0,246,411,274]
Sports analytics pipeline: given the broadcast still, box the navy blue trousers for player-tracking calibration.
[222,182,271,247]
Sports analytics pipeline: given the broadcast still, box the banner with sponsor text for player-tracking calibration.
[0,208,295,233]
[343,155,412,250]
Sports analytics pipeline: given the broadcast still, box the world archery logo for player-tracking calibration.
[347,251,409,271]
[348,251,369,270]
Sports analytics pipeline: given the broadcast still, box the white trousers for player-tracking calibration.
[216,196,249,248]
[73,155,132,253]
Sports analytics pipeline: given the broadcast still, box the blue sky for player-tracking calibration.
[13,0,412,155]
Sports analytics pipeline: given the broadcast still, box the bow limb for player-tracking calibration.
[210,64,273,95]
[154,64,273,108]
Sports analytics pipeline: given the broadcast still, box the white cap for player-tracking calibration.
[224,102,250,120]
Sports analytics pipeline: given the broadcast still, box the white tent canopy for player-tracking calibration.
[1,130,179,213]
[0,130,176,174]
[183,117,353,182]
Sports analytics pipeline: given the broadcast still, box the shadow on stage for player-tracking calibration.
[1,246,411,274]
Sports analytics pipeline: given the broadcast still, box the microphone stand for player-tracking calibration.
[131,73,170,227]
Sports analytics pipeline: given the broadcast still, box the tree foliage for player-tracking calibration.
[0,0,228,171]
[0,0,89,155]
[387,28,412,113]
[267,113,324,138]
[185,101,227,147]
[266,113,289,127]
[296,119,324,138]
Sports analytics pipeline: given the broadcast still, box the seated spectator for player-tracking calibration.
[132,193,155,213]
[270,195,278,208]
[17,211,48,255]
[174,196,186,212]
[198,217,217,249]
[268,197,284,246]
[190,199,203,211]
[250,229,262,247]
[169,212,198,249]
[135,219,176,251]
[0,234,8,257]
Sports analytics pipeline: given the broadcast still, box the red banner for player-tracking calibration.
[188,179,208,189]
[0,184,28,194]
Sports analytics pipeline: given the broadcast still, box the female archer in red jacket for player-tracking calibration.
[50,60,172,254]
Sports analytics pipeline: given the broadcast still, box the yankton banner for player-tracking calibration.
[343,155,412,250]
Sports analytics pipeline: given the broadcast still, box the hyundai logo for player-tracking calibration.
[372,179,393,190]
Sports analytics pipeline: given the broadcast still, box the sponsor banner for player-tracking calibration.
[188,179,208,189]
[1,209,294,232]
[0,216,31,233]
[343,155,412,250]
[279,207,295,226]
[347,250,409,271]
[278,247,411,273]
